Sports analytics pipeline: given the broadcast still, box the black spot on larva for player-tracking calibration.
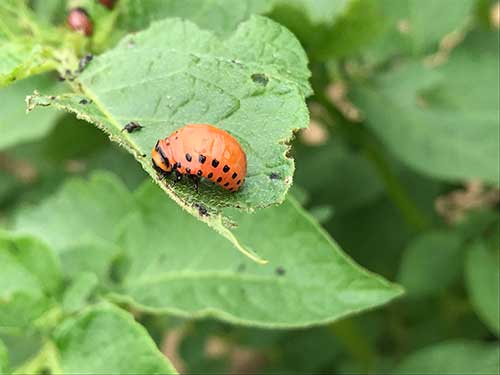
[223,165,230,173]
[251,73,269,86]
[224,182,229,187]
[175,136,178,140]
[212,159,219,168]
[269,172,280,180]
[186,167,191,174]
[197,170,202,176]
[229,187,233,191]
[237,180,241,185]
[185,153,192,162]
[232,172,237,179]
[194,202,208,216]
[207,172,213,179]
[275,266,286,276]
[217,177,222,183]
[199,155,206,163]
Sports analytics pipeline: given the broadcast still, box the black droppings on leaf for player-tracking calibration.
[77,53,93,73]
[79,98,91,104]
[251,73,269,86]
[122,121,143,133]
[193,202,209,216]
[275,266,286,276]
[269,172,280,180]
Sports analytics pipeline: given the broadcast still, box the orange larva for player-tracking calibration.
[151,124,247,192]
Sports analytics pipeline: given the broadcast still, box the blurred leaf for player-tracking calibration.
[61,272,99,315]
[0,333,42,370]
[465,239,500,335]
[112,179,402,328]
[0,43,57,88]
[294,139,383,215]
[0,231,61,330]
[0,339,7,374]
[395,340,500,374]
[351,32,499,184]
[363,0,476,62]
[119,0,274,34]
[403,0,476,53]
[54,304,178,374]
[327,197,413,279]
[0,74,62,150]
[270,0,384,59]
[398,231,463,298]
[28,16,311,262]
[31,0,67,25]
[14,173,136,253]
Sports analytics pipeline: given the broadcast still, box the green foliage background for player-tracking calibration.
[0,0,499,374]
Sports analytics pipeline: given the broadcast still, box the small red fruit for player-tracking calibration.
[99,0,116,9]
[67,8,93,36]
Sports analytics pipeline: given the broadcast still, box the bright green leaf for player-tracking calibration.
[398,231,463,298]
[111,179,403,328]
[0,43,57,88]
[27,17,311,262]
[0,74,62,151]
[119,0,274,35]
[395,340,500,374]
[351,33,499,184]
[0,231,61,330]
[465,240,500,335]
[54,304,178,374]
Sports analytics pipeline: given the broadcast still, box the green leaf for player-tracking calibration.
[395,340,500,374]
[0,231,61,330]
[0,43,57,88]
[351,33,499,184]
[119,0,274,34]
[112,179,402,328]
[15,172,402,327]
[0,339,7,374]
[14,173,136,253]
[270,0,384,59]
[54,304,178,374]
[294,139,383,215]
[61,272,99,315]
[27,16,311,262]
[465,239,500,335]
[404,0,476,53]
[397,231,463,298]
[0,74,62,151]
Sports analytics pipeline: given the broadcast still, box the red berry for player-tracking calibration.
[67,8,93,36]
[99,0,116,9]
